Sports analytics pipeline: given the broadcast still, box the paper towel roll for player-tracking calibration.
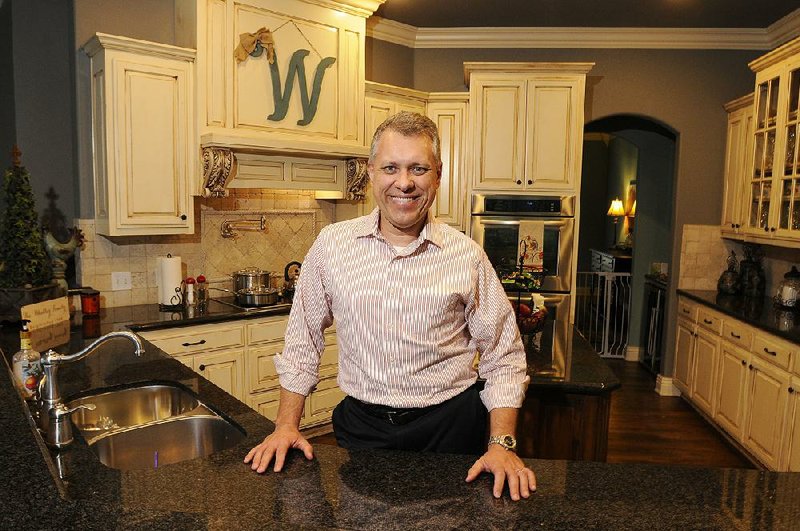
[158,256,183,306]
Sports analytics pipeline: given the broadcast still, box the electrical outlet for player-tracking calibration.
[111,271,132,291]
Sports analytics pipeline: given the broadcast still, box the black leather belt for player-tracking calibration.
[351,398,440,426]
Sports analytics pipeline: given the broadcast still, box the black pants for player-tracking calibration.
[332,385,488,455]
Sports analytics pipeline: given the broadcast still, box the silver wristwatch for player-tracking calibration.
[488,434,517,451]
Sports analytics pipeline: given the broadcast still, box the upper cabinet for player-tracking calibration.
[84,34,196,236]
[721,93,754,237]
[737,37,800,246]
[465,63,593,194]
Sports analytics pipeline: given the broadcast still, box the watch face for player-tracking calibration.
[503,435,515,447]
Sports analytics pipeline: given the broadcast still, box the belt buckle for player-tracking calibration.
[386,410,399,425]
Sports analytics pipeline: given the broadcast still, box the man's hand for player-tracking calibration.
[244,424,314,473]
[465,445,537,501]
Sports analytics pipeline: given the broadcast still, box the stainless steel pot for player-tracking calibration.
[231,267,271,292]
[235,287,279,307]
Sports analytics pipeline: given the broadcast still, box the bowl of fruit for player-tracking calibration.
[511,301,548,335]
[500,269,545,292]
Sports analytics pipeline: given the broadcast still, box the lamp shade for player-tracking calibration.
[607,198,625,217]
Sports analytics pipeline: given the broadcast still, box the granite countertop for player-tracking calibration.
[677,289,800,345]
[1,309,799,529]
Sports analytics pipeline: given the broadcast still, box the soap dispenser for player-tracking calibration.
[12,320,42,400]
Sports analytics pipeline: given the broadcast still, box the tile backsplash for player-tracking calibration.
[75,190,335,308]
[679,224,800,296]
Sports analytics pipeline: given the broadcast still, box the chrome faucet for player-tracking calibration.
[38,331,145,441]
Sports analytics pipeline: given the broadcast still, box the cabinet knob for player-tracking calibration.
[703,318,712,325]
[790,387,795,394]
[749,364,753,370]
[516,179,522,185]
[764,227,770,232]
[527,180,532,185]
[770,227,777,232]
[731,223,735,229]
[180,214,187,221]
[198,364,206,371]
[741,359,747,366]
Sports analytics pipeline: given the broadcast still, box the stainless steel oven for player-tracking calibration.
[469,194,575,293]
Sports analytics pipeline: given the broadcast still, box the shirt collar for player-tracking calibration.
[354,208,444,249]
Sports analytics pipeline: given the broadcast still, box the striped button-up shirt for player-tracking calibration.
[274,209,528,410]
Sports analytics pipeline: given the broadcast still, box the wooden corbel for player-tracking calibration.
[202,147,237,198]
[345,158,369,201]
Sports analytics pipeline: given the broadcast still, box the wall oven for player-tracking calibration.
[469,194,575,294]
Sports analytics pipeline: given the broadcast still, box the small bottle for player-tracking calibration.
[196,275,208,305]
[185,277,196,306]
[12,320,42,401]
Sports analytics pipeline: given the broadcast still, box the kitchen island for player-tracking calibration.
[1,310,799,529]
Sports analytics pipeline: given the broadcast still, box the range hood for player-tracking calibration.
[191,0,383,197]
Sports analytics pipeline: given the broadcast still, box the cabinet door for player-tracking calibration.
[743,355,790,469]
[470,77,527,191]
[721,98,754,234]
[365,96,394,142]
[248,341,284,394]
[691,328,720,416]
[714,342,750,439]
[194,348,246,402]
[303,376,345,429]
[94,52,195,236]
[673,318,696,395]
[783,378,800,471]
[773,63,800,240]
[250,388,282,421]
[427,101,467,230]
[525,77,583,191]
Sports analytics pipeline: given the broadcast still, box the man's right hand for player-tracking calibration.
[244,424,315,473]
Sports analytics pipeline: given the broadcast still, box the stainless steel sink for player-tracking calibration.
[67,383,211,438]
[66,382,245,470]
[90,415,245,471]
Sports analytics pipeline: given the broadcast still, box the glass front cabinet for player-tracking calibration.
[744,40,800,244]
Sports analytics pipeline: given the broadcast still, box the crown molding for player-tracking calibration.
[82,32,196,60]
[302,0,386,18]
[367,9,800,51]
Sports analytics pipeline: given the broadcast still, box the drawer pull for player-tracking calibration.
[198,364,206,371]
[182,339,207,347]
[703,318,712,325]
[682,308,690,314]
[730,332,741,339]
[763,347,777,356]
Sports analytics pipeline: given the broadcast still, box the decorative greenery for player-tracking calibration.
[0,154,51,288]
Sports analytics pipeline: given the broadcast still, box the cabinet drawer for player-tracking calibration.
[144,324,245,355]
[247,317,288,345]
[697,308,723,335]
[753,334,792,371]
[677,299,698,322]
[723,321,753,350]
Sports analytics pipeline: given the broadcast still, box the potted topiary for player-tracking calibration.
[0,146,58,320]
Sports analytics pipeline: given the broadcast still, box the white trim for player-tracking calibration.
[655,375,682,397]
[625,346,640,362]
[366,9,800,51]
[82,32,196,60]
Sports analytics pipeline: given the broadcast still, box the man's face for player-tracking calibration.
[368,130,441,242]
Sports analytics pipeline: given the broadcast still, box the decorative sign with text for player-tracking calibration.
[21,296,70,330]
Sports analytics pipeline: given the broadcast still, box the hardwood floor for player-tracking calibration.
[310,361,755,469]
[605,359,754,468]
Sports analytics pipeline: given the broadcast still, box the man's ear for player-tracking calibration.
[367,163,375,183]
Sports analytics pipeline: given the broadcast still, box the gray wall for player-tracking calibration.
[3,0,76,222]
[366,38,414,88]
[367,45,762,375]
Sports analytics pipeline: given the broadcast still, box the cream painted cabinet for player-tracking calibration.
[691,327,721,416]
[782,377,800,471]
[673,317,696,395]
[193,348,246,401]
[365,81,427,141]
[721,93,754,237]
[466,63,592,193]
[741,38,800,245]
[742,354,790,469]
[427,96,469,230]
[714,342,750,440]
[83,34,196,236]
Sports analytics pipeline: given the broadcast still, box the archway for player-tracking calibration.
[579,114,678,373]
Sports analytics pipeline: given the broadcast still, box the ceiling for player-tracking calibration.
[374,1,800,29]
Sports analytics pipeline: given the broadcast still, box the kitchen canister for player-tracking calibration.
[775,266,800,308]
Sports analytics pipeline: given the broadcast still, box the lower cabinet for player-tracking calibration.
[742,355,790,470]
[139,316,343,429]
[674,295,800,471]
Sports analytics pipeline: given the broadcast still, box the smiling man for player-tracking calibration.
[245,112,535,501]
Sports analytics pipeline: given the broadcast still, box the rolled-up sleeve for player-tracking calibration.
[466,253,529,411]
[273,228,334,396]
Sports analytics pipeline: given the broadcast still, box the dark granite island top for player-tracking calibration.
[1,313,799,529]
